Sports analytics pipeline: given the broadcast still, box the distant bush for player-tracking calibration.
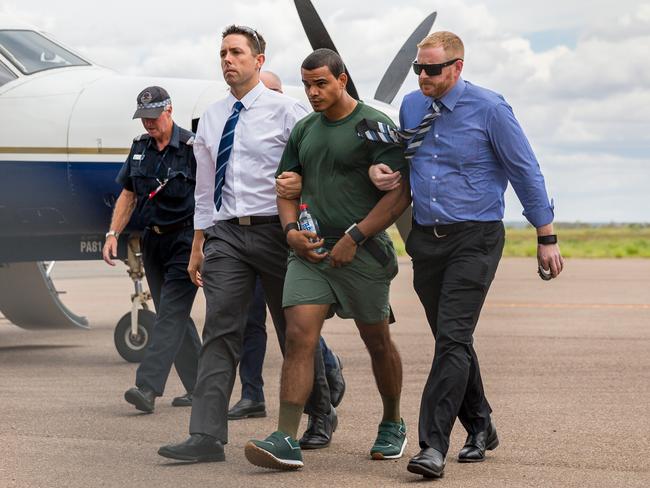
[387,224,650,258]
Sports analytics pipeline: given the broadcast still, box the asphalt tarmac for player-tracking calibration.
[1,258,649,487]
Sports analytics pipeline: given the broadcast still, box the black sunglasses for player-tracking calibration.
[412,58,462,76]
[237,25,262,54]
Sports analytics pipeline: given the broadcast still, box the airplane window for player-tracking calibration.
[0,30,89,75]
[0,60,17,87]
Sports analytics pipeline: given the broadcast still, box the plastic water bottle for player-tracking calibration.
[298,203,326,254]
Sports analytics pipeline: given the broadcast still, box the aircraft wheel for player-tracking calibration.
[114,310,155,363]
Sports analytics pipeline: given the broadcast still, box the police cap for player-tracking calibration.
[132,86,171,119]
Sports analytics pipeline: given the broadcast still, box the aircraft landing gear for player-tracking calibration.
[114,236,154,363]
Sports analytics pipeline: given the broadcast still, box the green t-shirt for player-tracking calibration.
[277,102,408,231]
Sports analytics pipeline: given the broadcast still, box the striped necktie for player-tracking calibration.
[214,100,244,210]
[356,100,442,160]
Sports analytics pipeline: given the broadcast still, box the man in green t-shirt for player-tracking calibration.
[244,48,411,471]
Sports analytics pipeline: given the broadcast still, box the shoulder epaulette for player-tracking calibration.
[179,128,196,146]
[133,133,150,142]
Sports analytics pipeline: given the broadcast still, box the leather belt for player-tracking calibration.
[413,221,498,238]
[147,219,192,235]
[226,215,281,226]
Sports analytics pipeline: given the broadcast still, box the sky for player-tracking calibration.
[2,0,649,223]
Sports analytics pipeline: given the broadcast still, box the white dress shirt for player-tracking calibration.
[193,81,308,230]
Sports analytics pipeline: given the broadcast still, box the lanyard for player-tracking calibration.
[147,146,172,200]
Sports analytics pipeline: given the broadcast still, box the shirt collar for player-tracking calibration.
[434,77,466,112]
[226,81,265,111]
[420,77,467,112]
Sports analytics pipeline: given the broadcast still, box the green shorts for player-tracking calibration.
[282,232,399,324]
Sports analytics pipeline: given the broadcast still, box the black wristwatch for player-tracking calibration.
[537,234,558,245]
[345,223,366,245]
[284,222,299,235]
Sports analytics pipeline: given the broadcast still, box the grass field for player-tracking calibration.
[387,224,650,258]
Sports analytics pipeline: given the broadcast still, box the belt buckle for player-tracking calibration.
[152,225,163,235]
[238,216,252,226]
[433,226,447,238]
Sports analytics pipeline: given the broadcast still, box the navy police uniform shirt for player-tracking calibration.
[116,123,196,228]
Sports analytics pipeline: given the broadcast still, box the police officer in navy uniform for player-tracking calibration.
[102,86,201,413]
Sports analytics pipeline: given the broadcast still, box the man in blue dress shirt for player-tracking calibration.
[369,31,564,479]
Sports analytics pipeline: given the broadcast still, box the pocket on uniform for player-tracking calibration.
[162,171,194,200]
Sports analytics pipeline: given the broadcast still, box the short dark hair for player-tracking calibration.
[301,48,346,77]
[222,25,266,55]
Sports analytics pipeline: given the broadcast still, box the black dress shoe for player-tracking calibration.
[171,392,192,407]
[158,434,225,463]
[124,386,155,413]
[326,354,346,408]
[458,419,499,463]
[227,398,266,420]
[299,406,337,449]
[407,447,445,478]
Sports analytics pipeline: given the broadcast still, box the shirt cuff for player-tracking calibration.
[193,213,213,230]
[523,204,555,228]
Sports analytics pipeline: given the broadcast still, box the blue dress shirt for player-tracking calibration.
[400,78,554,228]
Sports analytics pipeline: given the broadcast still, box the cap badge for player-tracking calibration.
[140,91,153,104]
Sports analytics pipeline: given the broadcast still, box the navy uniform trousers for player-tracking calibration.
[135,226,201,396]
[406,221,504,455]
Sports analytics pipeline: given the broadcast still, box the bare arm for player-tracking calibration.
[187,230,206,287]
[278,196,327,263]
[329,178,412,267]
[102,189,136,266]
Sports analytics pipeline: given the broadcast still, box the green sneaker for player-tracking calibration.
[370,418,407,460]
[245,431,304,470]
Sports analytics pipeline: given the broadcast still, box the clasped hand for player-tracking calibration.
[287,230,358,267]
[287,229,328,263]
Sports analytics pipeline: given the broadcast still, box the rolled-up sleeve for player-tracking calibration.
[487,102,555,227]
[193,116,215,230]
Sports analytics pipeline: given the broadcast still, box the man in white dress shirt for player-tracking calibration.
[158,25,334,463]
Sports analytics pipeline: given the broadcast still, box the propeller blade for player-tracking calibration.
[374,11,437,104]
[294,0,360,100]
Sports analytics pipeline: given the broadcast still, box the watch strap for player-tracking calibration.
[284,222,299,235]
[345,223,366,244]
[537,234,558,245]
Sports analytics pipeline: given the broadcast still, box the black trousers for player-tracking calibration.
[189,221,331,442]
[406,221,504,455]
[135,227,201,396]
